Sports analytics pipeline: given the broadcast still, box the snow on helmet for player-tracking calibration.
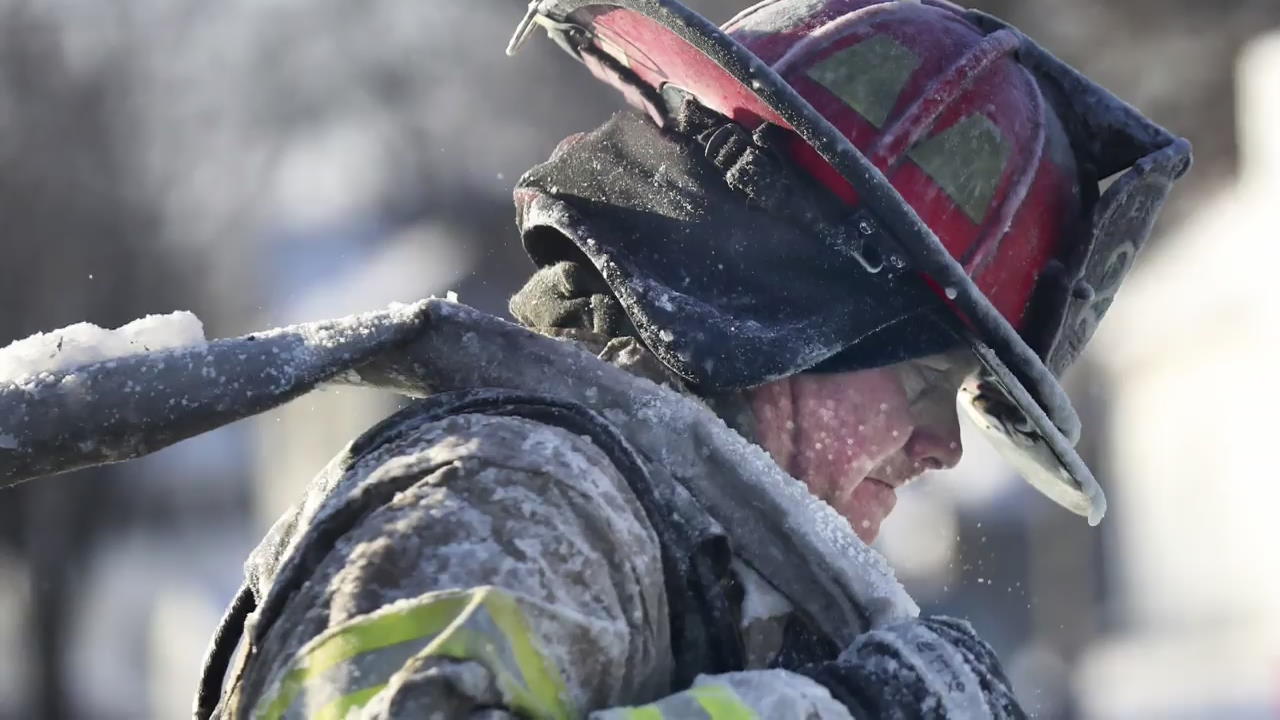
[507,0,1191,523]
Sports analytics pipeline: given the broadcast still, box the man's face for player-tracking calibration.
[748,350,975,543]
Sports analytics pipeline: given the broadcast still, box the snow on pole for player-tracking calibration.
[0,302,432,485]
[0,312,207,385]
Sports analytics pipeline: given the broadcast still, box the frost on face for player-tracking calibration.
[0,311,206,384]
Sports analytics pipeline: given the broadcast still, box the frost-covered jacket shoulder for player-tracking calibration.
[217,396,853,719]
[222,405,664,717]
[200,301,1015,718]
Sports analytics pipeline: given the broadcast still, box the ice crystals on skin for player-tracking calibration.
[749,350,975,544]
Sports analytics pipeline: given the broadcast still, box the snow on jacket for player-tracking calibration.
[202,303,1023,719]
[0,295,1024,717]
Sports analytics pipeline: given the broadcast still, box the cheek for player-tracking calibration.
[785,370,912,498]
[793,369,914,458]
[748,379,795,468]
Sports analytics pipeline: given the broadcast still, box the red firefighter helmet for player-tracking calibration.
[724,0,1080,333]
[508,0,1191,522]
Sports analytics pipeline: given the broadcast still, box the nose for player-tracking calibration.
[901,382,965,471]
[903,423,963,471]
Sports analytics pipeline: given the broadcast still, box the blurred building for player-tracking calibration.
[1080,30,1280,719]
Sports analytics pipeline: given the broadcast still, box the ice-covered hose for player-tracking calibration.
[0,299,917,644]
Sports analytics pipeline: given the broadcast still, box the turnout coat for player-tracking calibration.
[0,295,1022,719]
[199,300,1022,720]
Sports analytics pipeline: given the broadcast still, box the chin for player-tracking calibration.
[851,514,884,544]
[833,476,897,544]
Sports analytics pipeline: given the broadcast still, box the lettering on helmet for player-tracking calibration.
[805,34,921,128]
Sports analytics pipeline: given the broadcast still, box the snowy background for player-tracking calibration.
[0,0,1276,718]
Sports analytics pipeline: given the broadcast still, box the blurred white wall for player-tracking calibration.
[1080,30,1280,719]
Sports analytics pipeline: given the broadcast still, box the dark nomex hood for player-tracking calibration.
[515,109,962,392]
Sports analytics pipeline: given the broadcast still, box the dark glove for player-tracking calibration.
[509,260,635,337]
[796,616,1026,719]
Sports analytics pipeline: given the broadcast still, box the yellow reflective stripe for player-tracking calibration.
[618,705,664,720]
[689,684,758,720]
[314,684,385,720]
[252,586,572,720]
[425,587,573,720]
[615,684,758,720]
[488,589,574,720]
[254,592,473,720]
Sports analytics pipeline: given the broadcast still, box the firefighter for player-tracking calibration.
[200,0,1192,717]
[1,0,1190,718]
